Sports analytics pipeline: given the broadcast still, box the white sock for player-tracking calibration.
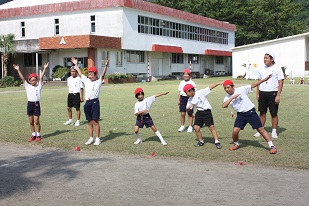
[155,131,164,142]
[68,119,72,122]
[36,132,41,137]
[267,141,274,148]
[234,141,239,146]
[272,129,277,134]
[32,132,36,136]
[215,140,220,144]
[135,133,142,141]
[76,120,80,123]
[89,137,94,140]
[95,137,100,141]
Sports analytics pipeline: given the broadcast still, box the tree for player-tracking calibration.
[0,34,15,77]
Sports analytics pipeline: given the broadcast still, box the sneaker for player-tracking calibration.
[178,125,185,132]
[35,136,42,142]
[28,136,36,142]
[85,137,94,145]
[161,140,167,146]
[93,138,101,146]
[253,132,261,137]
[64,120,73,125]
[229,144,240,150]
[272,133,278,139]
[134,139,142,145]
[187,126,193,133]
[270,146,277,154]
[74,121,80,126]
[215,142,222,149]
[194,141,204,147]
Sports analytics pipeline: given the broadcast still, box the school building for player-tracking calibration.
[0,0,236,80]
[231,32,309,80]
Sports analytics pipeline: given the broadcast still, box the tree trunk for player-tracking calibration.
[3,63,7,77]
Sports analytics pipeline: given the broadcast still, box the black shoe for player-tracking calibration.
[194,141,204,147]
[215,142,222,149]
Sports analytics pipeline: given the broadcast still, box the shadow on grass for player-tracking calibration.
[143,136,162,143]
[0,150,111,200]
[43,129,71,139]
[264,126,287,135]
[101,130,130,143]
[225,139,269,150]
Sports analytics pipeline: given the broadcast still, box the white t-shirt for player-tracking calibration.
[24,80,42,102]
[187,87,212,111]
[223,85,255,113]
[134,95,156,115]
[67,76,83,93]
[258,64,284,91]
[81,75,103,100]
[178,79,196,96]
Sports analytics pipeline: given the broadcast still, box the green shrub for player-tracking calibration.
[52,67,70,80]
[105,72,134,80]
[0,76,15,87]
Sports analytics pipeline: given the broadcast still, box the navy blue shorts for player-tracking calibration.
[135,114,154,128]
[194,110,214,127]
[179,96,193,115]
[67,93,81,109]
[27,101,41,116]
[84,98,100,121]
[234,108,262,130]
[258,91,279,114]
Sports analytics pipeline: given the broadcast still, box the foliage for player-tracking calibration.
[105,72,134,80]
[0,76,15,87]
[52,65,63,74]
[0,33,15,77]
[81,68,88,76]
[52,67,70,80]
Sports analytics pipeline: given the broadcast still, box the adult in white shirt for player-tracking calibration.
[63,66,84,126]
[72,57,109,146]
[222,76,277,154]
[254,52,284,139]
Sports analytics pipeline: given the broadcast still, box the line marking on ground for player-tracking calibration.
[0,152,54,168]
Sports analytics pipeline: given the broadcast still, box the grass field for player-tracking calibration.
[0,77,308,169]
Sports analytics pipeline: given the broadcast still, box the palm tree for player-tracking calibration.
[0,34,15,77]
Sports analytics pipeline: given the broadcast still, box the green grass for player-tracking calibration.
[1,77,308,169]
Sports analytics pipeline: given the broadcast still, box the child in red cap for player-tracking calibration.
[13,62,49,142]
[134,88,169,145]
[222,75,277,154]
[177,69,196,132]
[71,57,108,146]
[184,82,222,148]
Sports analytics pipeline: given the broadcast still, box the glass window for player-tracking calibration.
[215,56,224,65]
[54,19,59,35]
[116,51,123,66]
[21,22,25,37]
[102,51,109,67]
[188,54,199,64]
[90,15,95,33]
[126,50,145,63]
[172,53,184,64]
[24,53,42,66]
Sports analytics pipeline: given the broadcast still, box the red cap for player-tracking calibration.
[183,84,195,93]
[28,73,38,80]
[134,87,143,95]
[88,67,97,73]
[183,69,191,74]
[223,80,234,86]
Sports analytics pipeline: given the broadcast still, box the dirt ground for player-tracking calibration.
[0,143,308,206]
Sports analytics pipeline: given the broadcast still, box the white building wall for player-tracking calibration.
[232,36,306,78]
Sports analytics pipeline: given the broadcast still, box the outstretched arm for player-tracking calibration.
[155,91,169,98]
[13,64,25,83]
[251,74,272,89]
[101,59,109,80]
[40,62,49,85]
[71,57,82,77]
[209,83,221,90]
[222,94,240,108]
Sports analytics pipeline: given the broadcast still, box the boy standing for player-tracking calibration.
[63,66,84,126]
[71,57,108,146]
[13,62,49,142]
[177,69,196,132]
[134,88,169,146]
[184,83,222,149]
[222,76,277,154]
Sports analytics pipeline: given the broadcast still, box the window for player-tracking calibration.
[54,19,59,35]
[24,53,42,66]
[90,15,95,33]
[172,53,184,64]
[126,50,145,63]
[116,51,123,66]
[21,22,25,37]
[188,54,199,64]
[64,57,88,68]
[215,56,224,64]
[102,51,109,67]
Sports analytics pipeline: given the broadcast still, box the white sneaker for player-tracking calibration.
[64,120,73,125]
[253,132,261,137]
[178,125,185,132]
[187,126,193,133]
[161,140,167,146]
[93,138,101,145]
[74,121,80,126]
[272,133,278,139]
[134,139,142,145]
[85,137,94,145]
